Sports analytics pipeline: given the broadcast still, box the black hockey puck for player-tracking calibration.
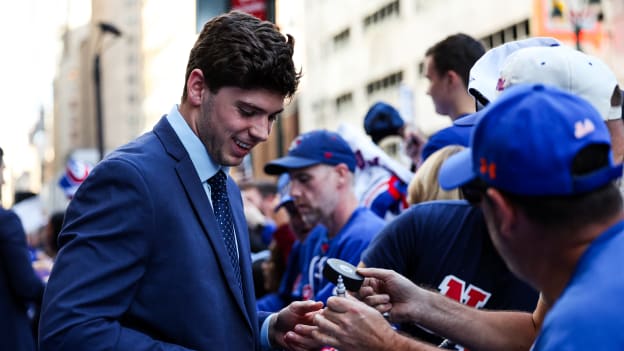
[323,258,364,291]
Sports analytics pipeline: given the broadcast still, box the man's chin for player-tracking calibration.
[301,215,319,227]
[219,154,246,167]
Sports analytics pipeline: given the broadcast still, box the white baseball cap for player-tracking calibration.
[468,37,561,107]
[497,45,622,121]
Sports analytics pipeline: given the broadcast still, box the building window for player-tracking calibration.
[367,71,403,95]
[480,19,530,50]
[417,61,425,77]
[196,0,229,33]
[335,92,353,110]
[363,0,400,29]
[333,27,351,49]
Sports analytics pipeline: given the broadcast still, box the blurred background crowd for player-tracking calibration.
[2,0,622,211]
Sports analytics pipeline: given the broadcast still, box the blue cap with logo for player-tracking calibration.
[264,129,356,175]
[439,83,623,196]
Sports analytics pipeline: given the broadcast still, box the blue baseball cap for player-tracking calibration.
[363,102,405,143]
[264,129,357,175]
[439,83,623,196]
[274,173,293,212]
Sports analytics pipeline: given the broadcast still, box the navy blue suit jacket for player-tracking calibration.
[0,207,44,351]
[40,117,268,350]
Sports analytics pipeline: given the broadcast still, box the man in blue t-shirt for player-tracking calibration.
[264,130,385,306]
[438,84,624,350]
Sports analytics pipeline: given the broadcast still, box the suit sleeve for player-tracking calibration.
[0,209,45,304]
[39,159,195,351]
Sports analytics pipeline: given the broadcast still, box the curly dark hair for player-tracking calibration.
[182,11,300,102]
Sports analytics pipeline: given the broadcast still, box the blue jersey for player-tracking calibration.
[362,200,538,345]
[364,173,409,221]
[257,207,384,310]
[257,225,325,312]
[533,220,624,350]
[421,115,473,161]
[301,207,384,303]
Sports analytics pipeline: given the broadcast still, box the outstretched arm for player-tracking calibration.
[311,296,441,351]
[358,267,545,351]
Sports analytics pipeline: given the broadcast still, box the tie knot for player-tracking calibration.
[208,171,227,188]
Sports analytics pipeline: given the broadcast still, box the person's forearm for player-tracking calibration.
[385,330,441,351]
[409,289,536,351]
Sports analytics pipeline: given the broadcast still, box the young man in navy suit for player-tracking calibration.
[40,11,322,351]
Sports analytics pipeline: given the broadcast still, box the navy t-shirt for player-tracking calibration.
[362,200,538,345]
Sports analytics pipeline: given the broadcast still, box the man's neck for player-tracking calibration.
[448,91,476,121]
[536,212,624,303]
[324,194,359,239]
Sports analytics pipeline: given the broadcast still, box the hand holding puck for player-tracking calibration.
[322,258,364,292]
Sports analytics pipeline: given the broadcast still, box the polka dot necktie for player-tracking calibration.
[208,171,242,293]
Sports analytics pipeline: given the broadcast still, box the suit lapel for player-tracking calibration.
[154,117,253,332]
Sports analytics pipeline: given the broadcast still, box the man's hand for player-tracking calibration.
[356,267,423,323]
[270,300,323,350]
[310,296,396,351]
[403,126,426,169]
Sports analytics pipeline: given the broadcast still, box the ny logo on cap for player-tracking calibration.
[288,134,306,151]
[574,118,596,139]
[496,77,506,92]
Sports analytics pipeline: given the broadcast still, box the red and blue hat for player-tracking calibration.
[439,83,623,196]
[58,158,92,199]
[264,129,356,175]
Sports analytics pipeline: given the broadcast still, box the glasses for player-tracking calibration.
[461,178,489,206]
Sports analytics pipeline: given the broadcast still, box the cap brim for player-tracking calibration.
[467,37,561,106]
[438,148,477,190]
[264,156,320,175]
[274,195,294,212]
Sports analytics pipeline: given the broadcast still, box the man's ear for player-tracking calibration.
[446,70,463,88]
[486,188,516,237]
[334,163,351,186]
[186,68,206,107]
